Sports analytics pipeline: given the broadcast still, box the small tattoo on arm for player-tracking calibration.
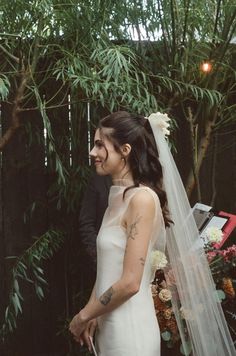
[99,287,114,306]
[140,257,145,266]
[127,215,142,240]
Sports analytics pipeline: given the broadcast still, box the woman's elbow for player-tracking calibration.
[125,280,140,296]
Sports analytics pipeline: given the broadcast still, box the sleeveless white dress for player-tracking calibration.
[95,183,165,356]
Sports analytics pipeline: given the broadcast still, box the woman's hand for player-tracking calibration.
[69,311,87,344]
[81,318,98,352]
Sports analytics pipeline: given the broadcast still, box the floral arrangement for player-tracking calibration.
[205,226,224,243]
[151,270,181,346]
[151,227,236,355]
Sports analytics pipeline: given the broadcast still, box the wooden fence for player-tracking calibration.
[0,90,235,356]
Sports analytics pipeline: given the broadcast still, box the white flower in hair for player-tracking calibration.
[148,112,171,137]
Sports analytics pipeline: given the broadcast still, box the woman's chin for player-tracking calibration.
[95,166,108,176]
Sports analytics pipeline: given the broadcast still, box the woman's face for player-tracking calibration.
[89,129,129,179]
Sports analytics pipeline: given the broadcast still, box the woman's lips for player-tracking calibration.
[94,160,102,165]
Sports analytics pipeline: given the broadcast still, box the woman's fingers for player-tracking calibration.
[71,319,97,352]
[82,320,97,351]
[83,329,92,352]
[89,320,97,339]
[79,336,84,347]
[73,335,80,343]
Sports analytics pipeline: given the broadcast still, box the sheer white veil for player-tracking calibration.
[148,113,236,356]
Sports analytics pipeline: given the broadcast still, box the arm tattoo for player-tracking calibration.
[99,287,114,306]
[139,257,145,266]
[127,215,142,240]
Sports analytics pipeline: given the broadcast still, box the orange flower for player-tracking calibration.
[163,308,172,320]
[153,294,167,311]
[222,277,235,298]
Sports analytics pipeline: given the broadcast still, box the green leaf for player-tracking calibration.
[35,285,44,300]
[5,307,9,320]
[0,76,10,100]
[12,293,22,315]
[13,279,19,293]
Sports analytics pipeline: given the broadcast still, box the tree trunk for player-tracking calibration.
[185,112,218,197]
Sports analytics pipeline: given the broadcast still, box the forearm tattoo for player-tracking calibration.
[127,215,142,240]
[139,257,145,266]
[99,287,114,306]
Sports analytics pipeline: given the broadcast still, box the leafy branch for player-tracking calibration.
[0,229,64,340]
[152,74,223,106]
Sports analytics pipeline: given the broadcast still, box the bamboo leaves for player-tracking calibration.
[54,42,157,113]
[1,229,64,340]
[153,74,222,106]
[0,75,10,100]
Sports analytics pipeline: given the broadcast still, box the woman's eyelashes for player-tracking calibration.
[95,140,104,149]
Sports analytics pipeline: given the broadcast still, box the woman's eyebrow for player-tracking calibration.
[94,139,103,145]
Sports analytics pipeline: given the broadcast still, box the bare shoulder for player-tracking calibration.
[129,188,156,212]
[122,188,156,229]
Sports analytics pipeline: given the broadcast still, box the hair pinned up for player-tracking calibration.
[99,111,172,227]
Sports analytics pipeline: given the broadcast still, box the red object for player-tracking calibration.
[215,211,236,248]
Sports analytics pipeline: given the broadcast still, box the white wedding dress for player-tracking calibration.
[95,183,165,356]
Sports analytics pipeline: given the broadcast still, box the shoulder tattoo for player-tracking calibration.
[127,215,142,240]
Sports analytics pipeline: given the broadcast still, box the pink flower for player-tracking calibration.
[220,245,236,262]
[207,251,218,262]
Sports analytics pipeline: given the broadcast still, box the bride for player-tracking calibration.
[69,111,236,356]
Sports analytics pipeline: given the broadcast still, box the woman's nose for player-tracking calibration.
[89,146,96,158]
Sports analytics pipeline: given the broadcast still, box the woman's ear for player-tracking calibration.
[121,143,131,157]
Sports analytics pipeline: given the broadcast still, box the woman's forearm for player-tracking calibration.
[80,278,138,323]
[88,283,96,304]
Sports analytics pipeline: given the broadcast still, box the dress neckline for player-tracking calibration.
[112,178,134,187]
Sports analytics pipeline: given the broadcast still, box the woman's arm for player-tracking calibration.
[75,189,156,325]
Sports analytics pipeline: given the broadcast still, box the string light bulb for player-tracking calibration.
[200,61,212,73]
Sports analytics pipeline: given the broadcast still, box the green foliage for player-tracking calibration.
[0,0,235,353]
[152,74,223,107]
[52,42,157,113]
[34,87,69,186]
[0,229,64,340]
[0,74,10,100]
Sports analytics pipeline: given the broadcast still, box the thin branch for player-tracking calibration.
[185,109,218,197]
[181,0,191,48]
[156,0,171,63]
[170,0,176,62]
[186,106,201,201]
[0,43,20,63]
[210,133,218,206]
[217,8,236,63]
[0,16,44,151]
[211,0,222,47]
[0,68,29,151]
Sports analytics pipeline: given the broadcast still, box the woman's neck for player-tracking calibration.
[112,171,134,186]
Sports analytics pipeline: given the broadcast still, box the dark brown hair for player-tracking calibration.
[99,111,171,227]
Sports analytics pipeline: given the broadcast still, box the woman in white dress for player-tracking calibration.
[69,111,170,355]
[70,111,236,356]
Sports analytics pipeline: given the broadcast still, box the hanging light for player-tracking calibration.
[200,61,212,73]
